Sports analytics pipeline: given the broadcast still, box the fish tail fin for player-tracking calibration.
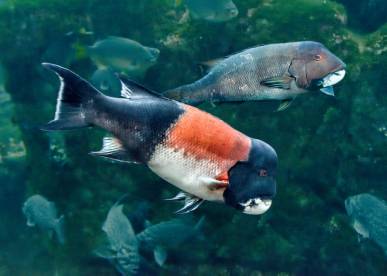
[55,215,65,245]
[41,63,102,131]
[163,85,204,106]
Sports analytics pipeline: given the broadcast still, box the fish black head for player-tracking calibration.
[290,41,346,96]
[223,139,277,215]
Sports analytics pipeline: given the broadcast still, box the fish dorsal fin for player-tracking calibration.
[119,76,166,100]
[90,137,140,164]
[199,58,225,70]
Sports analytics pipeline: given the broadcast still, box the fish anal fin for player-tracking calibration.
[90,137,139,164]
[261,76,294,89]
[276,99,294,112]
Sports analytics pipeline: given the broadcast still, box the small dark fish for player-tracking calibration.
[22,194,65,244]
[88,36,160,77]
[183,0,238,22]
[40,63,278,215]
[96,196,140,275]
[164,41,346,110]
[345,193,387,256]
[90,68,121,95]
[136,217,205,266]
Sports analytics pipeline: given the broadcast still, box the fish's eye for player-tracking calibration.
[259,169,268,177]
[314,54,322,61]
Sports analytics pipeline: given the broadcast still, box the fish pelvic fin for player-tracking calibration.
[41,63,102,131]
[154,246,168,267]
[55,215,65,245]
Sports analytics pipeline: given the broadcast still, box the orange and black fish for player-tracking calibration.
[41,63,277,215]
[164,41,346,110]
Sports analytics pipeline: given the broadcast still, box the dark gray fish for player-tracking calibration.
[88,36,160,77]
[164,41,346,110]
[184,0,238,22]
[345,193,387,256]
[22,194,65,244]
[136,216,205,266]
[96,196,140,275]
[90,67,122,95]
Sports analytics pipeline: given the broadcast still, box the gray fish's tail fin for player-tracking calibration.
[163,85,204,106]
[55,215,65,245]
[41,63,102,131]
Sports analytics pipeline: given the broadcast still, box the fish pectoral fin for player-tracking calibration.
[200,176,228,190]
[260,76,294,89]
[90,137,140,164]
[276,99,294,112]
[154,246,168,267]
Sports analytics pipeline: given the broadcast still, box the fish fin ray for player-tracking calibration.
[260,76,294,89]
[119,75,166,100]
[276,99,294,111]
[90,137,140,164]
[165,191,204,214]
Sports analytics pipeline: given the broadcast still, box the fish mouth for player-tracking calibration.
[319,69,346,96]
[240,198,272,215]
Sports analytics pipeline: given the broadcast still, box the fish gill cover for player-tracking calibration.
[0,0,386,275]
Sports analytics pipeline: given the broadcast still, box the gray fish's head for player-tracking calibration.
[290,41,346,96]
[224,139,277,215]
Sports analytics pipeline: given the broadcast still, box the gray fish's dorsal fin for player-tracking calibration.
[199,58,225,71]
[119,75,167,100]
[90,137,140,164]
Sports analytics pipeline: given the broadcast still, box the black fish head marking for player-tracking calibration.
[224,139,277,215]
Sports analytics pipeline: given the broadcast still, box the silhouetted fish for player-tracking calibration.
[22,194,65,244]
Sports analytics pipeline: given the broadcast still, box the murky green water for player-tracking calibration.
[0,0,386,275]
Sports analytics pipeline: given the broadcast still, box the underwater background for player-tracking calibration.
[0,0,386,275]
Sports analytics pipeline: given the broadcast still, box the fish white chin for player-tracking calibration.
[322,69,346,87]
[240,198,272,215]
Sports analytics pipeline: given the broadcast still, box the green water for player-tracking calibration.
[0,0,386,275]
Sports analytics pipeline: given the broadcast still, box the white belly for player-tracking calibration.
[147,145,225,201]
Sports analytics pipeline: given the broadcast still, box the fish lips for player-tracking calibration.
[310,67,346,96]
[224,162,276,215]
